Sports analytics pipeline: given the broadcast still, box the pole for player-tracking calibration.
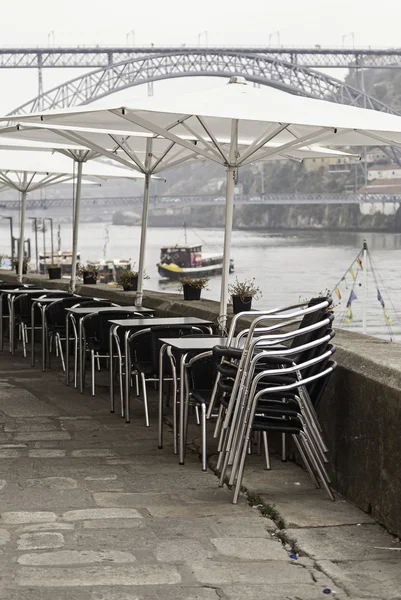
[57,224,61,252]
[49,218,54,264]
[18,177,28,283]
[362,239,368,335]
[69,161,83,293]
[135,139,152,308]
[29,218,39,274]
[42,217,46,273]
[219,165,236,331]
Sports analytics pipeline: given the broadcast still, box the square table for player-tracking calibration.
[65,305,155,392]
[108,317,214,424]
[158,336,227,465]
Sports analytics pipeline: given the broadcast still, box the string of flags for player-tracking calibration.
[332,245,395,336]
[377,288,392,324]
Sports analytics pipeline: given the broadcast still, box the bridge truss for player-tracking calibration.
[1,193,400,210]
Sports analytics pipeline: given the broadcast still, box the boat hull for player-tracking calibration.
[157,261,234,280]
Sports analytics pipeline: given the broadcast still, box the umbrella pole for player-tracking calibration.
[135,173,151,307]
[69,161,83,293]
[219,165,235,332]
[17,178,28,283]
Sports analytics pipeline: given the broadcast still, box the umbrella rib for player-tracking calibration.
[238,123,290,163]
[195,116,229,162]
[354,129,401,148]
[240,128,332,166]
[108,135,145,171]
[0,171,20,191]
[111,110,226,165]
[178,119,224,162]
[153,152,202,173]
[150,141,176,172]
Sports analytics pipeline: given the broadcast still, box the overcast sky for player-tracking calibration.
[0,0,400,113]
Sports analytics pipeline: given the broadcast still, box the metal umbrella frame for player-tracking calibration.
[0,148,146,286]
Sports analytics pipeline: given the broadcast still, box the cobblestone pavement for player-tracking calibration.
[0,350,400,599]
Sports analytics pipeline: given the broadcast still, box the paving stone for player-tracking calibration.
[0,479,6,490]
[317,559,401,599]
[191,558,312,585]
[75,528,158,550]
[146,504,255,518]
[0,528,11,545]
[0,444,26,448]
[0,449,21,458]
[93,492,186,508]
[18,550,137,565]
[17,531,65,550]
[0,388,59,417]
[17,522,74,532]
[153,589,219,600]
[259,490,374,527]
[71,449,119,458]
[82,519,145,530]
[220,583,347,600]
[1,511,57,524]
[155,540,213,562]
[21,477,78,489]
[210,537,288,560]
[147,518,219,540]
[213,516,276,536]
[17,565,181,586]
[0,486,94,511]
[63,508,143,521]
[287,524,401,561]
[4,423,58,432]
[14,431,71,441]
[28,449,66,458]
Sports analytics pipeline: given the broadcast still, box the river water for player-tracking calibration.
[1,221,400,342]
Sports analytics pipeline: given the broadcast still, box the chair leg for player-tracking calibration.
[91,350,96,396]
[194,406,200,426]
[135,374,140,396]
[281,432,287,461]
[262,431,271,470]
[141,372,150,427]
[201,403,207,472]
[22,324,27,358]
[57,334,66,372]
[74,338,78,389]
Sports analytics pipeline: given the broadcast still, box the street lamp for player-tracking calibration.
[44,217,54,265]
[126,30,135,45]
[28,217,39,273]
[0,216,14,262]
[342,32,355,48]
[269,31,280,46]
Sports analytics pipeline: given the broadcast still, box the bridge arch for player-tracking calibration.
[9,50,399,116]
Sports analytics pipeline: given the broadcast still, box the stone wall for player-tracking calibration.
[2,270,401,536]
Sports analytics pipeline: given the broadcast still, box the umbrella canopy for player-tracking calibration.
[0,148,145,284]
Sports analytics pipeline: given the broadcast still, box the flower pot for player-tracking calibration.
[83,271,97,285]
[48,267,61,280]
[183,284,202,301]
[232,295,253,314]
[122,275,138,291]
[14,262,28,274]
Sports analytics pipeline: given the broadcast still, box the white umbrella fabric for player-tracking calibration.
[6,76,398,319]
[0,149,145,285]
[0,123,357,315]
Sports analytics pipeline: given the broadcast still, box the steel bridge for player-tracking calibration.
[0,193,400,210]
[1,46,401,69]
[1,44,401,165]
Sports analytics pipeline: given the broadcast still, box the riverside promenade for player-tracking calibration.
[1,345,401,599]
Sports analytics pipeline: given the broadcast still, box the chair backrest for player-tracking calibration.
[46,296,86,331]
[12,292,49,322]
[77,300,120,308]
[83,310,133,352]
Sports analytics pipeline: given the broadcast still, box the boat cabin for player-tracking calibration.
[160,244,202,268]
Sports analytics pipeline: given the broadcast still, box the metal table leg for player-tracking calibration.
[31,301,36,367]
[0,294,4,352]
[41,304,46,372]
[124,330,131,423]
[109,325,115,413]
[158,343,167,449]
[65,313,70,385]
[79,318,84,394]
[178,352,189,465]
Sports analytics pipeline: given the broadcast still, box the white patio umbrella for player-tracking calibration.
[0,120,357,314]
[0,149,146,285]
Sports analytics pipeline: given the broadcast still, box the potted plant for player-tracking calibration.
[180,277,209,301]
[228,277,262,314]
[78,263,98,285]
[118,268,150,291]
[47,263,62,280]
[12,257,30,275]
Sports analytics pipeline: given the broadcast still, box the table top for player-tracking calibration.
[109,316,214,328]
[159,336,227,351]
[32,296,73,305]
[66,306,154,316]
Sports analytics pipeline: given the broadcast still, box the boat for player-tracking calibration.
[157,243,234,280]
[39,250,81,276]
